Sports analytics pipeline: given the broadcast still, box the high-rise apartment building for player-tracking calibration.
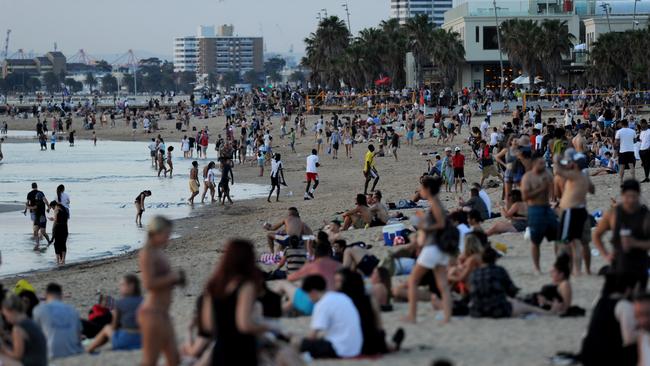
[391,0,454,27]
[173,25,263,75]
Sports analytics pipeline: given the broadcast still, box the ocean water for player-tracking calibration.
[0,132,268,276]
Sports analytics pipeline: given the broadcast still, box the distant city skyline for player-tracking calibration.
[1,0,389,61]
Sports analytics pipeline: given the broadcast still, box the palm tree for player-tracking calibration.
[430,29,465,88]
[404,14,434,86]
[84,72,97,92]
[499,19,542,87]
[379,18,408,88]
[353,27,384,87]
[538,20,575,86]
[302,16,351,89]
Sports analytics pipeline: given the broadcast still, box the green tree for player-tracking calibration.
[25,77,41,92]
[94,60,112,73]
[64,78,83,93]
[42,71,61,92]
[84,72,97,92]
[121,73,135,93]
[101,74,118,93]
[243,70,260,86]
[405,14,434,86]
[220,71,240,89]
[175,71,196,94]
[379,18,408,88]
[430,29,466,88]
[264,57,286,76]
[499,19,542,87]
[302,16,351,88]
[538,20,575,86]
[268,71,283,84]
[288,70,306,84]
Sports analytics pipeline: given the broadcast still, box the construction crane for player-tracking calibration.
[2,29,10,60]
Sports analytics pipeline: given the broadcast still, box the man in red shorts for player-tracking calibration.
[305,149,320,200]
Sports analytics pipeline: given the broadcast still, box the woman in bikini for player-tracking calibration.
[166,146,174,178]
[485,190,528,236]
[138,216,186,366]
[134,190,152,227]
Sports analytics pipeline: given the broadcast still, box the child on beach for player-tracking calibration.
[134,190,152,227]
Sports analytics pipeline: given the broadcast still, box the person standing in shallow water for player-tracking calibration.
[188,161,200,205]
[138,216,186,366]
[134,190,152,227]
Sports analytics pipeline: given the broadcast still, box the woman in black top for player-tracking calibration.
[49,201,69,265]
[0,294,48,366]
[201,239,271,365]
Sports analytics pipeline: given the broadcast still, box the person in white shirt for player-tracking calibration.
[639,120,650,183]
[148,139,157,168]
[472,183,492,218]
[305,149,320,200]
[489,127,500,150]
[480,119,489,137]
[298,275,363,359]
[615,119,637,183]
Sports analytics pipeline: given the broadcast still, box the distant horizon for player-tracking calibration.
[1,0,388,63]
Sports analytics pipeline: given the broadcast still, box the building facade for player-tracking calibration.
[173,25,263,75]
[2,51,67,78]
[391,0,454,27]
[442,0,650,89]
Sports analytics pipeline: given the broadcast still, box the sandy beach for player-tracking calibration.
[1,109,648,366]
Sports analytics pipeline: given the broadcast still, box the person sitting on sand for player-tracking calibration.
[448,232,486,296]
[0,294,48,366]
[591,151,618,176]
[339,240,380,277]
[179,295,211,364]
[370,267,393,312]
[33,283,84,359]
[369,190,390,226]
[271,238,342,316]
[342,194,373,230]
[458,188,489,222]
[272,236,308,279]
[134,190,152,227]
[467,209,485,233]
[485,190,528,236]
[295,275,363,359]
[86,274,143,353]
[522,254,572,315]
[335,268,405,355]
[468,247,554,318]
[263,207,313,256]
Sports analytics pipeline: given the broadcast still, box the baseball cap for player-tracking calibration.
[444,147,452,152]
[454,146,461,152]
[561,148,588,170]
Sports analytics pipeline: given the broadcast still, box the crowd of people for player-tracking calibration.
[3,84,650,365]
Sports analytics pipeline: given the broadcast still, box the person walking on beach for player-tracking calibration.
[166,146,174,178]
[200,162,217,203]
[615,119,637,184]
[521,157,557,274]
[157,148,167,178]
[134,190,152,227]
[219,159,234,205]
[148,139,157,168]
[268,153,285,203]
[138,216,186,366]
[0,137,4,162]
[188,161,200,205]
[363,144,379,195]
[305,149,320,200]
[24,183,50,250]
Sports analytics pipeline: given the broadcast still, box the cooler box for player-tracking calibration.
[383,224,406,246]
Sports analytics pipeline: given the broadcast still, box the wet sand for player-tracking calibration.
[1,110,649,365]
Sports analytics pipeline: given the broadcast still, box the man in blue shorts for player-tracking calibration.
[521,157,557,274]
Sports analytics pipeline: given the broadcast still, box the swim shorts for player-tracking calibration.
[356,255,379,277]
[619,152,636,167]
[527,205,558,245]
[34,215,47,229]
[189,180,199,193]
[306,172,318,182]
[559,207,588,242]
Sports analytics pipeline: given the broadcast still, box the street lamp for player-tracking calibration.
[633,0,641,30]
[600,2,612,32]
[342,2,352,34]
[493,0,505,96]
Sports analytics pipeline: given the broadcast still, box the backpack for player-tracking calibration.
[436,219,460,256]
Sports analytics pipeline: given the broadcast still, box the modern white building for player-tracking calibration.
[391,0,454,27]
[173,36,199,73]
[442,0,650,89]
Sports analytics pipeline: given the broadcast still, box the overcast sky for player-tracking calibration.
[1,0,389,60]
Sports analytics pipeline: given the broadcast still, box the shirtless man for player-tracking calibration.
[264,207,313,255]
[342,194,373,230]
[554,149,595,275]
[521,156,557,274]
[138,216,186,366]
[188,161,200,205]
[572,129,587,154]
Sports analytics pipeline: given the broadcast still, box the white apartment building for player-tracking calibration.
[391,0,454,27]
[173,36,199,73]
